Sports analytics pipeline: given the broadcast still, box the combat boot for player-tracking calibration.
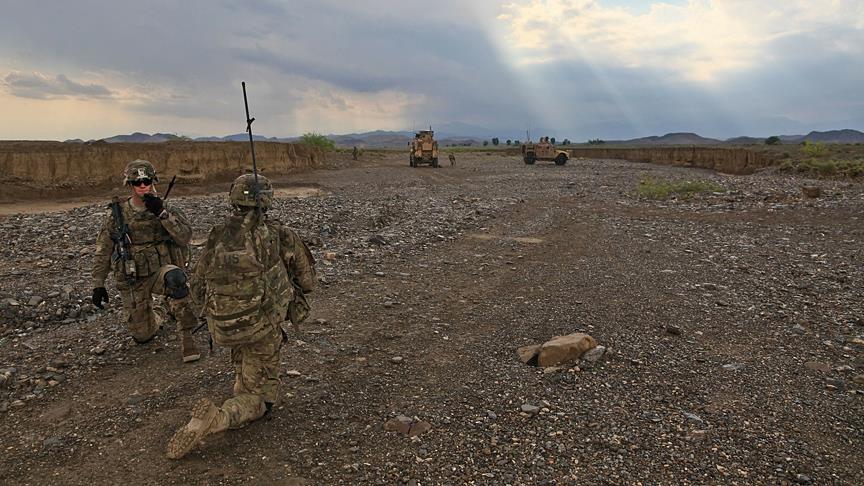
[166,398,227,459]
[181,332,201,363]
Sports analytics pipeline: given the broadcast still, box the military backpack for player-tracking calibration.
[203,212,292,346]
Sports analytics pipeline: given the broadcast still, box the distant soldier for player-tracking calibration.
[352,145,358,161]
[90,159,201,363]
[166,173,316,459]
[448,153,456,166]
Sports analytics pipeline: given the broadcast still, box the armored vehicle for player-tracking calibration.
[409,129,439,167]
[521,137,568,165]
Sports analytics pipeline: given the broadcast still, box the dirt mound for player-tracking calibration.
[0,141,325,202]
[568,146,778,175]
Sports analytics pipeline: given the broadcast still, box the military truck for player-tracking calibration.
[409,129,439,167]
[521,137,568,165]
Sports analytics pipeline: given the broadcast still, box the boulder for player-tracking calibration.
[537,333,597,367]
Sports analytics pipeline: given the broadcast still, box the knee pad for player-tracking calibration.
[164,268,190,299]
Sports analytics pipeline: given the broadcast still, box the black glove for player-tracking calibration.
[92,287,109,309]
[142,193,164,217]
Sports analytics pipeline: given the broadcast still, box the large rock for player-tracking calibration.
[516,344,542,364]
[537,333,597,367]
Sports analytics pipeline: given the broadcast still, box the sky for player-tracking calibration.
[1,0,862,141]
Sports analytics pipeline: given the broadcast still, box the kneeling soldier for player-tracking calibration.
[91,159,201,363]
[166,173,316,459]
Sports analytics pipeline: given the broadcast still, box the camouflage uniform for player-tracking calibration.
[167,174,316,459]
[91,160,200,362]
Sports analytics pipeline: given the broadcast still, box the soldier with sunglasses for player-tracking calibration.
[90,159,201,363]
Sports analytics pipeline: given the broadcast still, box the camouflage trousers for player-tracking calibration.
[116,264,198,343]
[220,322,284,428]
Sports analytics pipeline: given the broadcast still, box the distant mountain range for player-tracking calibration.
[66,128,864,147]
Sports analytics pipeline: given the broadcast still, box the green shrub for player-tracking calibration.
[781,158,864,177]
[801,140,826,156]
[300,132,335,151]
[637,177,724,199]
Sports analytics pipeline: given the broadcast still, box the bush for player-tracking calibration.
[300,132,335,151]
[588,138,605,145]
[637,177,724,200]
[779,158,864,177]
[801,140,827,156]
[765,136,781,145]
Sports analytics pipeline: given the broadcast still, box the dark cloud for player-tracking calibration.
[3,72,113,99]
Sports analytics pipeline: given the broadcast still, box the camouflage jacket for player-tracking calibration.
[91,197,193,288]
[190,211,316,335]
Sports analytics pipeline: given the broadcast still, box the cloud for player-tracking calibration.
[499,0,864,82]
[3,72,113,99]
[0,1,862,140]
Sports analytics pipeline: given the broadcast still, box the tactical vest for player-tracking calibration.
[112,201,188,279]
[203,212,293,346]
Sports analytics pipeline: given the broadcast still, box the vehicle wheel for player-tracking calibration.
[410,155,415,167]
[524,155,535,165]
[433,158,440,168]
[554,153,568,166]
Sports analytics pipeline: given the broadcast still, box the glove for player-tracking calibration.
[92,287,109,309]
[142,193,165,217]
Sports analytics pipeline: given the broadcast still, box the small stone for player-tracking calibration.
[125,394,146,405]
[408,420,432,437]
[722,362,744,371]
[90,346,105,355]
[791,324,807,335]
[368,235,388,246]
[795,473,813,484]
[42,436,64,449]
[486,410,497,420]
[516,344,541,365]
[323,251,337,261]
[804,361,830,373]
[384,415,413,434]
[665,325,682,336]
[285,370,302,377]
[543,366,562,374]
[391,356,403,364]
[374,272,385,277]
[0,401,8,413]
[852,374,864,385]
[520,404,540,415]
[683,412,705,425]
[11,399,26,408]
[581,345,606,363]
[28,296,44,307]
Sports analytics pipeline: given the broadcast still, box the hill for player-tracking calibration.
[611,132,723,145]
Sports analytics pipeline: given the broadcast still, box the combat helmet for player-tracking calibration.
[229,173,274,209]
[123,159,158,184]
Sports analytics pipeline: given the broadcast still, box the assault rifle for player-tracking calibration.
[109,196,137,286]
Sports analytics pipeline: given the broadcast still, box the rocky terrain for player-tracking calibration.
[0,151,862,485]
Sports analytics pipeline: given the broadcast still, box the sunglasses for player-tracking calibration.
[130,179,153,187]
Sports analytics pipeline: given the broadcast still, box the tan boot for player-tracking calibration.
[181,332,201,363]
[166,399,222,459]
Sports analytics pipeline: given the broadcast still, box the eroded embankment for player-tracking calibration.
[0,141,325,202]
[567,146,778,175]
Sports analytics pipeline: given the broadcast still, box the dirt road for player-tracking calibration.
[1,152,862,484]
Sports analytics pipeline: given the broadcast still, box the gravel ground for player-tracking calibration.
[0,151,862,485]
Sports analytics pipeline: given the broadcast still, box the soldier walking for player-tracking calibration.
[352,145,359,161]
[166,173,316,459]
[90,159,201,363]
